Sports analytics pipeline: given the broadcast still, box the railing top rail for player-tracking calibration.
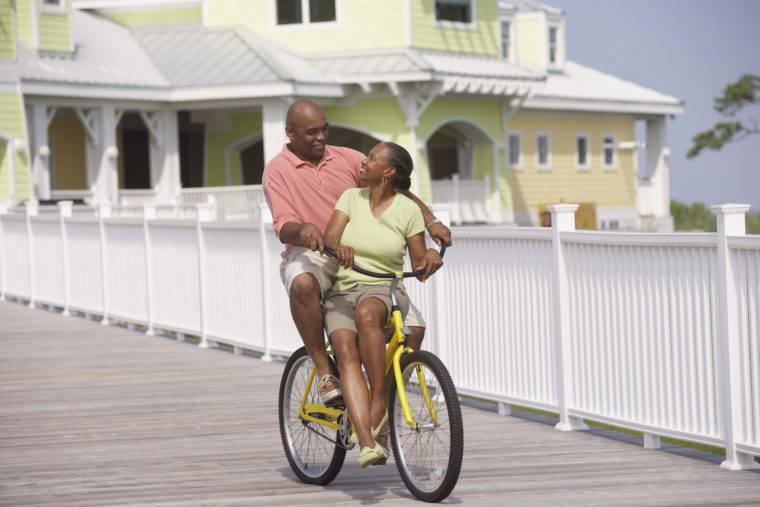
[179,184,263,194]
[450,226,551,240]
[562,230,717,248]
[728,235,760,250]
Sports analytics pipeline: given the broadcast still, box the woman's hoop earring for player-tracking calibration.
[382,176,388,185]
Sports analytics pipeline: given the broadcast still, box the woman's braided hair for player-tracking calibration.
[381,142,413,191]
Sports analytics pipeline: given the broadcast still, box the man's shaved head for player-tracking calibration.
[285,99,329,165]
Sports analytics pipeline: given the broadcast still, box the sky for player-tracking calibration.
[545,0,760,210]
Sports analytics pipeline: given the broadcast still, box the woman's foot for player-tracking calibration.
[358,443,386,468]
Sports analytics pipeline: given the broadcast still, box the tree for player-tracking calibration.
[687,74,760,158]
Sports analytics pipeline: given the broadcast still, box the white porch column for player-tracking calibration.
[4,138,17,206]
[262,100,288,165]
[641,117,672,224]
[93,106,119,205]
[150,109,181,203]
[30,104,52,201]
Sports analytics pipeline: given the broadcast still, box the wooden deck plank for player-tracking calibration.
[1,300,758,506]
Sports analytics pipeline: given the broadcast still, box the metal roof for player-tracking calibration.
[18,10,169,88]
[530,62,683,110]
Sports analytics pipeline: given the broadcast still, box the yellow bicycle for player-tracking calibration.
[278,246,463,503]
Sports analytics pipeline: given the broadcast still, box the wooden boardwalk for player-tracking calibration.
[1,300,758,506]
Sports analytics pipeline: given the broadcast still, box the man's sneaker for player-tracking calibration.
[317,375,343,406]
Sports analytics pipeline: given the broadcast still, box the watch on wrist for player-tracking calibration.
[426,218,442,229]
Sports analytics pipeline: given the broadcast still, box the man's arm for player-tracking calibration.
[279,222,324,252]
[398,189,453,247]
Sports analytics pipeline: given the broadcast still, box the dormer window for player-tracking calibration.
[276,0,336,25]
[548,26,558,65]
[435,0,472,24]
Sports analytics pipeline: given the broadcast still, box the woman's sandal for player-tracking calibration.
[350,410,388,444]
[358,443,386,468]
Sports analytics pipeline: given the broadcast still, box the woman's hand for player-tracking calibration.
[415,248,443,282]
[335,245,354,270]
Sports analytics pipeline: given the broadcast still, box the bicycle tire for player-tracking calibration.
[389,350,463,503]
[279,346,346,485]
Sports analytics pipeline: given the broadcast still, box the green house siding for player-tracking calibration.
[16,0,32,46]
[39,9,72,53]
[205,112,263,186]
[103,8,202,28]
[412,0,499,56]
[205,0,261,29]
[0,92,31,204]
[0,2,16,60]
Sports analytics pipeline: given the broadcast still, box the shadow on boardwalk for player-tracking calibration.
[1,300,758,506]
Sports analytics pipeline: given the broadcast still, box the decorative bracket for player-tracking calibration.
[74,108,98,145]
[388,81,442,129]
[138,111,162,148]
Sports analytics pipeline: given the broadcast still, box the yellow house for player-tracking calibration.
[1,0,682,230]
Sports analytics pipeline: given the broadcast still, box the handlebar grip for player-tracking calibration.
[324,245,445,279]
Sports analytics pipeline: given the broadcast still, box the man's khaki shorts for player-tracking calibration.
[280,246,425,328]
[323,284,410,336]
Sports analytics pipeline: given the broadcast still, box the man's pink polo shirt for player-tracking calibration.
[263,144,365,257]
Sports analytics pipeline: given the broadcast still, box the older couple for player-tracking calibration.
[263,100,451,467]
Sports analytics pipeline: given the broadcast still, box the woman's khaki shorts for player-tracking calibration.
[323,283,411,336]
[280,246,426,330]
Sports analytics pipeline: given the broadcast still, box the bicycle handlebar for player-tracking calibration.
[323,245,446,279]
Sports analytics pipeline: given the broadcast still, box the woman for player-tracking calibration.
[323,142,428,468]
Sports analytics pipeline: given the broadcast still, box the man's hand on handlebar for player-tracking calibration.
[428,222,453,247]
[416,248,443,282]
[299,223,324,252]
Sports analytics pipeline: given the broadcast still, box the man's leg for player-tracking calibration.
[289,272,332,379]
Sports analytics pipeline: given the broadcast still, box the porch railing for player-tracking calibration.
[178,185,265,222]
[0,201,758,471]
[431,174,491,225]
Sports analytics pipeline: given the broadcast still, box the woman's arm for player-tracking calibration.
[397,189,453,247]
[407,232,435,282]
[324,210,354,269]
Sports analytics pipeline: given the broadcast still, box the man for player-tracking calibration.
[263,99,452,404]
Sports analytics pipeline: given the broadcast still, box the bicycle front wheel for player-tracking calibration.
[389,350,463,503]
[279,346,345,485]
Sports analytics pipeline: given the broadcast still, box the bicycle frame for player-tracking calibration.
[297,273,438,435]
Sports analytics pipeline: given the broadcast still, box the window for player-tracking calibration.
[548,26,558,65]
[435,0,471,23]
[508,132,522,168]
[41,0,66,13]
[276,0,335,25]
[603,135,617,169]
[576,134,590,169]
[500,21,511,60]
[537,133,551,169]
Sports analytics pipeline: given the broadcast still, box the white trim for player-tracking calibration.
[575,133,590,171]
[433,0,477,30]
[30,0,40,48]
[536,131,551,170]
[73,0,202,7]
[329,122,388,144]
[269,0,341,31]
[507,130,522,170]
[499,16,516,63]
[523,97,684,116]
[403,0,412,48]
[224,133,263,186]
[41,0,67,15]
[602,132,617,171]
[421,116,496,146]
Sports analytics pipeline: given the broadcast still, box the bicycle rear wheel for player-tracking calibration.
[279,346,346,485]
[389,350,463,503]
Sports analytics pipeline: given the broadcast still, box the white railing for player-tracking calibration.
[178,185,265,222]
[0,201,758,471]
[431,174,491,225]
[119,189,159,205]
[51,189,94,204]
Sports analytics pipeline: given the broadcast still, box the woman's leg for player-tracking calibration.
[355,298,390,431]
[330,329,375,449]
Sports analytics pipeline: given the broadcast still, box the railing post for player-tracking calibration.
[25,200,38,308]
[259,202,273,362]
[58,201,72,316]
[712,203,758,470]
[99,202,111,325]
[0,203,7,301]
[549,203,587,432]
[196,203,212,348]
[143,204,156,336]
[451,173,461,226]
